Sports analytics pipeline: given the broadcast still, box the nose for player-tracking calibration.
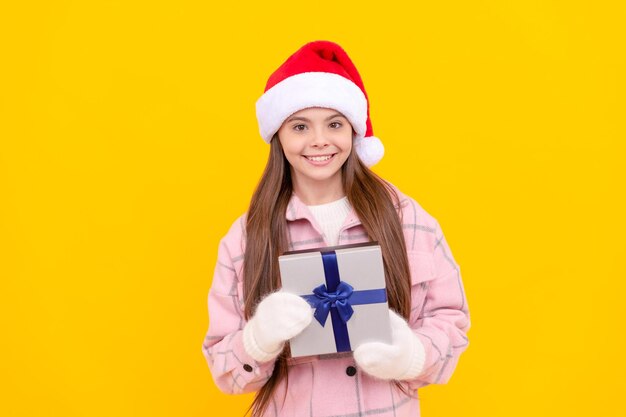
[310,127,329,149]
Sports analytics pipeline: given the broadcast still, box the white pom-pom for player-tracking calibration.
[355,136,384,167]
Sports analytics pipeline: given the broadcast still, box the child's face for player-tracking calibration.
[277,107,353,189]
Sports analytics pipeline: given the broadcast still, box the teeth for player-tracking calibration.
[306,155,332,162]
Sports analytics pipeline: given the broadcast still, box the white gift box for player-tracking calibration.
[278,242,392,358]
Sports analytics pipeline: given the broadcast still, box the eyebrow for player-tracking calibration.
[286,113,346,123]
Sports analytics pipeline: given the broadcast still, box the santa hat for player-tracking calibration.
[255,40,384,167]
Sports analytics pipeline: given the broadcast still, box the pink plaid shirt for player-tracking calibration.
[202,184,470,416]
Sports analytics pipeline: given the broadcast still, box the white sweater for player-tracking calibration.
[306,196,352,246]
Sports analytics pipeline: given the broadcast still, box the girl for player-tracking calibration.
[202,40,470,417]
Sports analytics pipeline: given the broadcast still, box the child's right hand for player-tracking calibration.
[242,291,313,363]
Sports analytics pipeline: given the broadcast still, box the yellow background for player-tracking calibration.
[1,1,624,416]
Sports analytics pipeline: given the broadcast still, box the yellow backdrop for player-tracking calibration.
[1,1,624,416]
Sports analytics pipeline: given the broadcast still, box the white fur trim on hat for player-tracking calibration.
[355,135,384,167]
[255,72,368,143]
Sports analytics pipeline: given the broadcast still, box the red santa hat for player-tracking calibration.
[255,40,384,167]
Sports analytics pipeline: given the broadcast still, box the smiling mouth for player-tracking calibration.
[304,153,337,162]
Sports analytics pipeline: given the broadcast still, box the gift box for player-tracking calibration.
[278,242,392,357]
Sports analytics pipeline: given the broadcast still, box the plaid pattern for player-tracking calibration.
[202,184,470,416]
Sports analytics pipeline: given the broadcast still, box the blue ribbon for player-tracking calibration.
[309,281,355,326]
[301,251,387,352]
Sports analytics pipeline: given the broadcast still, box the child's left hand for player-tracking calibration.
[353,309,427,381]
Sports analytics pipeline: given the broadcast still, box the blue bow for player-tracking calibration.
[309,281,355,326]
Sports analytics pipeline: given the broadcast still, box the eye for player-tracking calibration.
[293,124,306,132]
[329,121,343,129]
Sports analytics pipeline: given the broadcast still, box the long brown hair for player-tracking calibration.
[243,134,412,417]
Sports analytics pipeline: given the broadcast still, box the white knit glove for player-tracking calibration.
[353,309,426,380]
[243,291,313,363]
